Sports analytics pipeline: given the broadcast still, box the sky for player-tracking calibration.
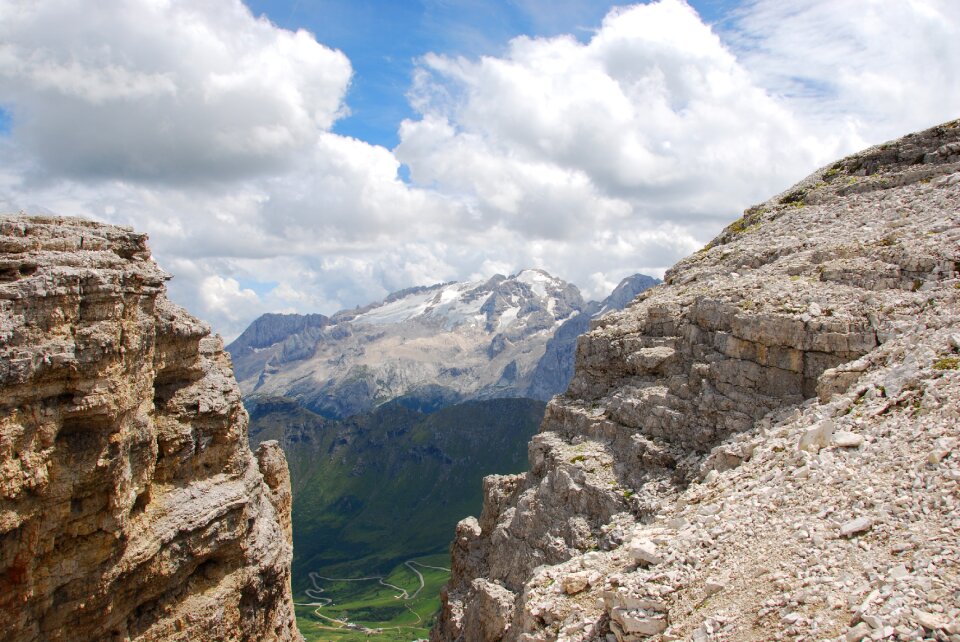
[0,0,958,341]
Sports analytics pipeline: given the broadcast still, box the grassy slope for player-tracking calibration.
[295,553,451,642]
[248,395,545,589]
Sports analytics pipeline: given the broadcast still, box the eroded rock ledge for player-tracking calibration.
[0,216,301,641]
[434,120,960,642]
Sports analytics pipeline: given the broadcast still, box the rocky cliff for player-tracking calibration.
[0,217,301,641]
[433,120,960,642]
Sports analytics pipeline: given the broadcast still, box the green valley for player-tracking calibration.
[294,553,451,642]
[248,395,545,638]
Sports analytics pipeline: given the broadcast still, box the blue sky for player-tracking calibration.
[1,0,957,339]
[244,0,737,149]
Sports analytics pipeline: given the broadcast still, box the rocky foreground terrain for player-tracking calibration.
[0,217,301,641]
[434,121,960,642]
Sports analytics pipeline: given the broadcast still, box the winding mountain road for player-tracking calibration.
[403,560,450,599]
[298,559,452,634]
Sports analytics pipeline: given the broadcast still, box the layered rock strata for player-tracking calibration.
[434,120,960,641]
[0,216,301,641]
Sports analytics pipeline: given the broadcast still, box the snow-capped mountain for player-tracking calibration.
[227,269,658,417]
[351,269,582,332]
[526,273,661,401]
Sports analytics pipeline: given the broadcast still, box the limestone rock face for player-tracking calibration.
[0,216,301,642]
[433,120,960,641]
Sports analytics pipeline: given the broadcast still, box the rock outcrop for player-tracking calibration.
[0,217,301,641]
[434,120,960,642]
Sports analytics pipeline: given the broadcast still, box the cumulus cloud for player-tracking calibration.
[199,275,261,323]
[0,0,352,184]
[1,0,957,340]
[399,1,825,222]
[394,0,959,299]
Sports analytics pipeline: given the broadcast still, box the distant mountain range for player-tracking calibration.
[227,269,660,417]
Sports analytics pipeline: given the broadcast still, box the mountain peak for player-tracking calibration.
[513,266,557,281]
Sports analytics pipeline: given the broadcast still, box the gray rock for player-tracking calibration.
[846,622,872,642]
[914,609,947,632]
[833,430,865,448]
[611,607,668,637]
[799,419,836,452]
[840,516,873,537]
[629,539,664,566]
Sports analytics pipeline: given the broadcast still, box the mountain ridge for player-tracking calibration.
[228,269,659,417]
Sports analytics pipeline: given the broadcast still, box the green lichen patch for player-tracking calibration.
[823,164,844,181]
[933,357,960,371]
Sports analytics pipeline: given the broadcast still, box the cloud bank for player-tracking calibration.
[0,0,957,339]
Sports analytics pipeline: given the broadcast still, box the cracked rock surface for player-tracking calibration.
[433,120,960,642]
[0,216,301,642]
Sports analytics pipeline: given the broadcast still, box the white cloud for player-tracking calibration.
[1,0,958,341]
[398,1,827,233]
[726,0,960,142]
[199,275,261,322]
[394,0,959,302]
[390,0,835,308]
[0,0,352,184]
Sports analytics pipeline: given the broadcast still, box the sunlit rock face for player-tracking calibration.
[0,216,301,642]
[433,120,960,642]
